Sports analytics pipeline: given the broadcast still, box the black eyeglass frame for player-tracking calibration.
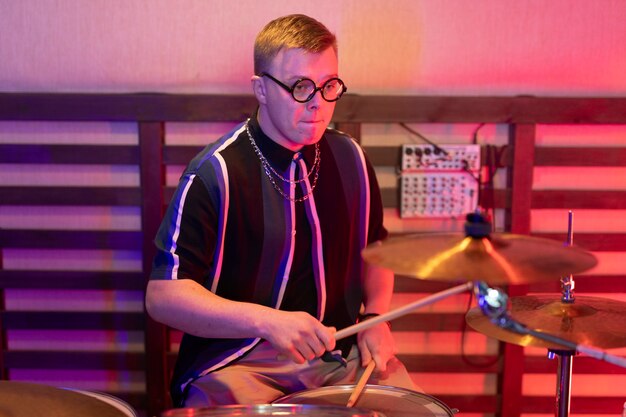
[261,72,347,103]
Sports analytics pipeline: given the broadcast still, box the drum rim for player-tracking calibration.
[162,403,383,417]
[274,384,455,415]
[62,388,138,417]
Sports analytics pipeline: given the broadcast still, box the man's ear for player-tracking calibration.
[251,75,267,104]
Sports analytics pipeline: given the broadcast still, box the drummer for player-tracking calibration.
[146,13,415,407]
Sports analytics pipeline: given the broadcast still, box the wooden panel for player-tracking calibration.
[507,124,535,234]
[399,354,500,373]
[391,313,470,332]
[2,230,141,250]
[534,232,626,251]
[163,145,204,165]
[436,395,497,413]
[3,93,626,417]
[522,396,623,414]
[0,270,145,290]
[532,190,626,209]
[0,93,257,122]
[4,351,144,370]
[500,124,536,417]
[0,144,139,165]
[0,186,141,206]
[529,275,626,293]
[524,356,626,374]
[3,93,626,124]
[393,277,470,293]
[535,147,626,166]
[138,122,171,414]
[0,117,146,405]
[1,311,144,330]
[334,122,361,142]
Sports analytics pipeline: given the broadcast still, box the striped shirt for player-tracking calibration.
[150,115,387,404]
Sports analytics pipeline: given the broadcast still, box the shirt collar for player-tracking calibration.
[248,113,319,172]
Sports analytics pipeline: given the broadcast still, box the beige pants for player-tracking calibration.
[183,341,419,407]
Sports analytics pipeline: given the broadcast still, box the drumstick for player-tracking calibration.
[346,360,376,407]
[335,281,473,341]
[277,282,472,362]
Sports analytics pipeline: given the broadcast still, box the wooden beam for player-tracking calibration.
[1,311,144,330]
[0,270,145,290]
[534,147,626,166]
[506,124,535,234]
[0,186,141,206]
[1,230,141,250]
[3,351,145,370]
[0,144,139,164]
[334,122,362,142]
[2,93,626,124]
[499,123,536,417]
[138,122,171,415]
[532,190,626,209]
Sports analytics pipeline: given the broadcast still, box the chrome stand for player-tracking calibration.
[548,349,574,417]
[548,211,575,417]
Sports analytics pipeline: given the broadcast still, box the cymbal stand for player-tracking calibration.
[548,349,574,417]
[547,210,576,417]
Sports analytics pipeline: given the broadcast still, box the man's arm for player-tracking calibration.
[145,279,336,363]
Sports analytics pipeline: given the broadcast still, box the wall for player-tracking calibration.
[1,0,625,95]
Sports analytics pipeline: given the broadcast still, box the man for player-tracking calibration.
[146,13,415,407]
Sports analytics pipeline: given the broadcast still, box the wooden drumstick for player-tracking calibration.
[334,281,473,341]
[277,282,472,362]
[346,360,376,407]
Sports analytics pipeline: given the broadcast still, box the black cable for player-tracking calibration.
[398,122,449,157]
[472,123,485,145]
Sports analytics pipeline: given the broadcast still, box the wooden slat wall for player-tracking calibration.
[0,136,148,410]
[1,93,626,417]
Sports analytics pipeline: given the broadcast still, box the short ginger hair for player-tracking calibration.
[254,14,338,75]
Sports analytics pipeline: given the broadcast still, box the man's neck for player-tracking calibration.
[256,109,304,152]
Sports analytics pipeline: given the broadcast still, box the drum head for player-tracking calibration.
[274,385,454,417]
[161,404,384,417]
[0,381,131,417]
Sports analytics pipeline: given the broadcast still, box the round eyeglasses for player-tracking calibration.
[261,73,347,103]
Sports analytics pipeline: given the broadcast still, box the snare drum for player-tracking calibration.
[274,384,456,417]
[161,404,385,417]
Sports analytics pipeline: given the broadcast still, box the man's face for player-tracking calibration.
[255,47,339,151]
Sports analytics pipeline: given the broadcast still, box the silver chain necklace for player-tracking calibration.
[245,120,321,202]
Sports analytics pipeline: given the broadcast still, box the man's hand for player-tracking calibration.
[357,321,397,373]
[258,309,336,364]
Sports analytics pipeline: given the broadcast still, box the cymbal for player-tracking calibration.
[0,381,130,417]
[362,233,597,284]
[466,295,626,349]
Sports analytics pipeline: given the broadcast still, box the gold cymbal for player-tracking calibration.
[0,381,129,417]
[362,233,597,284]
[466,295,626,349]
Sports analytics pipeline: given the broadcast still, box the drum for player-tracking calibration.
[65,388,138,417]
[274,384,456,417]
[161,404,385,417]
[0,381,134,417]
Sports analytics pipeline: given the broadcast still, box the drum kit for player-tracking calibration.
[162,211,624,417]
[2,211,624,417]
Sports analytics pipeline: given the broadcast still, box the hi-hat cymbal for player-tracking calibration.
[466,295,626,349]
[0,381,130,417]
[362,233,597,284]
